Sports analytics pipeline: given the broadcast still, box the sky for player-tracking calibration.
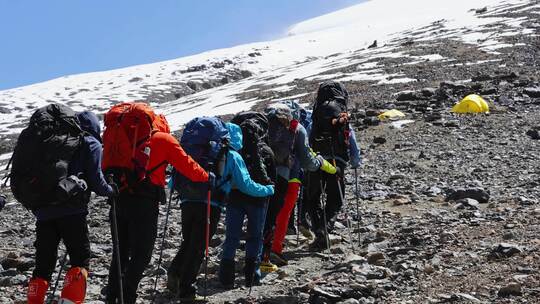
[0,0,363,91]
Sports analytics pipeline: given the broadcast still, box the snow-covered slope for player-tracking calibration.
[0,0,534,134]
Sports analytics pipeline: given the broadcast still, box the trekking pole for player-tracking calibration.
[151,187,175,304]
[296,185,302,247]
[107,176,124,304]
[354,168,361,248]
[204,190,211,301]
[46,251,68,304]
[319,179,330,253]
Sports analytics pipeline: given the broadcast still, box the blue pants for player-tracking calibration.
[221,201,267,261]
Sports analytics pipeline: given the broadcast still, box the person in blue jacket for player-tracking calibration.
[167,122,274,301]
[218,114,276,288]
[27,111,117,304]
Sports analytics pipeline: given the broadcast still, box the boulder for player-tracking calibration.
[446,188,490,204]
[524,87,540,98]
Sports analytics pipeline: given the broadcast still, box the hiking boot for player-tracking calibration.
[218,259,235,289]
[299,225,315,240]
[259,260,278,273]
[244,257,261,287]
[178,294,206,303]
[309,234,330,252]
[269,251,288,267]
[167,272,180,295]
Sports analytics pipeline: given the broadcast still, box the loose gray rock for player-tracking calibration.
[498,282,522,297]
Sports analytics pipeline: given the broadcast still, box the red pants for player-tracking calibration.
[271,181,301,254]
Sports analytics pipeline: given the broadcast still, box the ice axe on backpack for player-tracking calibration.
[107,175,124,304]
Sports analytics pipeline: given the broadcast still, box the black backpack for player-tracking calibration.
[231,112,273,184]
[9,104,85,210]
[310,81,350,161]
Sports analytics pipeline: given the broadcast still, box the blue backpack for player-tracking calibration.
[173,117,230,202]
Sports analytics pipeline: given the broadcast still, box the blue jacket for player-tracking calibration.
[34,111,113,221]
[182,123,274,208]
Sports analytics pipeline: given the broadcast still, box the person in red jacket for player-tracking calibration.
[105,130,209,304]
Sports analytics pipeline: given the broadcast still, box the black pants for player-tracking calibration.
[262,176,288,256]
[106,194,159,304]
[33,213,90,281]
[169,202,221,296]
[305,163,346,237]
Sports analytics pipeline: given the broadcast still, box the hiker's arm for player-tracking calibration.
[295,126,322,172]
[84,139,114,197]
[164,134,209,183]
[349,125,361,169]
[230,151,274,197]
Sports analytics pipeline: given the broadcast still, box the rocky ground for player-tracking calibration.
[1,2,540,304]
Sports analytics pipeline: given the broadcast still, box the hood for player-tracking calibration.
[225,122,243,151]
[315,80,349,105]
[77,111,102,142]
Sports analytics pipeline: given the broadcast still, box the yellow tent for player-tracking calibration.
[378,109,406,120]
[451,94,489,113]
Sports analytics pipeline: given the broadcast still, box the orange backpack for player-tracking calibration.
[102,102,170,190]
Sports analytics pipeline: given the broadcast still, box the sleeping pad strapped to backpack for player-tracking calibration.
[173,116,230,202]
[310,81,351,162]
[102,102,170,192]
[9,103,85,210]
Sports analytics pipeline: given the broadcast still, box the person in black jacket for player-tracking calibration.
[218,118,276,288]
[27,111,116,304]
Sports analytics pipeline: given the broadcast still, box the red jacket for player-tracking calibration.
[147,132,208,186]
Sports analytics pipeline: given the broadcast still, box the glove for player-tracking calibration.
[108,182,119,198]
[265,184,275,196]
[207,172,217,190]
[335,166,342,177]
[332,113,349,125]
[317,155,337,175]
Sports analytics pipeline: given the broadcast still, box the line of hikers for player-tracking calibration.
[6,80,360,303]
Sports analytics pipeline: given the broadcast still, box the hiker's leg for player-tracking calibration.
[221,204,245,260]
[219,204,246,287]
[271,181,301,254]
[33,219,61,282]
[123,197,159,303]
[178,203,220,296]
[262,176,288,257]
[325,164,346,231]
[106,197,130,302]
[60,214,90,270]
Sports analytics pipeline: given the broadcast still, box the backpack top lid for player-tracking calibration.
[315,81,349,108]
[29,103,81,134]
[180,116,230,147]
[231,111,268,141]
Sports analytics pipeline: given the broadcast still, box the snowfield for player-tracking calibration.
[0,0,533,134]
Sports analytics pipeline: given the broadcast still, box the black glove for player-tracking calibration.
[0,194,6,211]
[335,166,342,177]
